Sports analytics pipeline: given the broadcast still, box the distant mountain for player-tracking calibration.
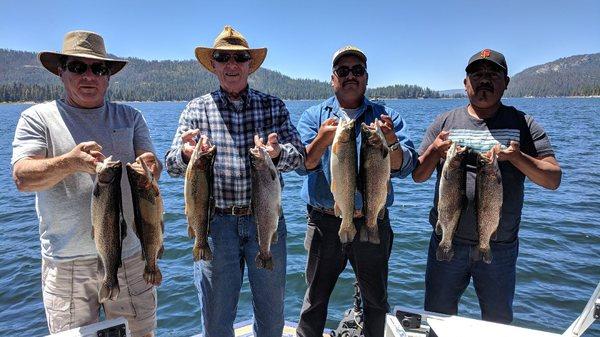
[0,49,438,102]
[506,53,600,97]
[439,89,466,98]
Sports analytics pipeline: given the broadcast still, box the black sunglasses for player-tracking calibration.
[64,60,110,76]
[334,65,366,78]
[212,51,252,63]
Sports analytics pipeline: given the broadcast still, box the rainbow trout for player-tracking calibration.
[330,118,357,243]
[359,120,390,244]
[436,143,468,261]
[91,156,125,302]
[476,148,503,264]
[250,146,281,270]
[126,157,164,286]
[184,137,216,261]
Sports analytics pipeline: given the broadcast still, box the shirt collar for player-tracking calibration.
[217,86,251,110]
[327,96,372,119]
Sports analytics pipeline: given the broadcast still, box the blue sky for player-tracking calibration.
[1,0,599,90]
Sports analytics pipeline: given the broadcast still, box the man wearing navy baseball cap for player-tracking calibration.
[413,49,562,324]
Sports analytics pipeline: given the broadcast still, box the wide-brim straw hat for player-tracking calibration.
[38,30,127,76]
[195,25,267,74]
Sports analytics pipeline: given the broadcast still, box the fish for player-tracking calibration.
[359,120,390,244]
[126,157,164,286]
[436,142,468,261]
[250,145,282,270]
[330,117,358,243]
[91,156,126,302]
[184,136,216,261]
[475,147,503,264]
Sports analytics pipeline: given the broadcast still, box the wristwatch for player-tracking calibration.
[388,140,400,152]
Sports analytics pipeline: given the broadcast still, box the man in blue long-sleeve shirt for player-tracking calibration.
[165,26,304,337]
[295,46,418,337]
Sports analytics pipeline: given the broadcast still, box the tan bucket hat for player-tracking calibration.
[195,25,267,74]
[38,30,127,76]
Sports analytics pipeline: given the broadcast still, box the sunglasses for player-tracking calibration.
[212,51,252,63]
[334,65,366,78]
[468,69,504,81]
[64,60,110,76]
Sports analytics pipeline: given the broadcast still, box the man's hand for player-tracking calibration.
[497,141,522,162]
[377,115,398,145]
[429,131,452,159]
[181,129,201,163]
[254,133,281,159]
[66,141,105,174]
[315,117,338,146]
[130,152,161,183]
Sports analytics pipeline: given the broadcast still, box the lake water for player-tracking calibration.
[0,98,598,336]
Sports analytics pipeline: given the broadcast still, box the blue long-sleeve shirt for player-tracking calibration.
[296,96,417,210]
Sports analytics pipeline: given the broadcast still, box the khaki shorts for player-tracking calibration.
[42,252,157,337]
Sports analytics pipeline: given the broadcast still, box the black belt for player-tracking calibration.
[308,205,364,218]
[214,205,252,216]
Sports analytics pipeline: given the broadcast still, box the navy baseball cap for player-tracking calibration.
[466,49,508,74]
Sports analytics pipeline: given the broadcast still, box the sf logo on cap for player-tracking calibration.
[480,49,491,58]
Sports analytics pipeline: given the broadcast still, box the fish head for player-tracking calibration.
[249,146,270,171]
[336,118,356,143]
[96,156,122,184]
[192,138,216,170]
[447,143,468,169]
[361,121,385,148]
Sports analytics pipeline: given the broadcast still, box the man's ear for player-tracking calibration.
[505,76,510,87]
[331,74,335,87]
[463,77,467,88]
[365,72,369,86]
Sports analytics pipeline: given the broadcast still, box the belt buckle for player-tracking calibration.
[231,206,240,215]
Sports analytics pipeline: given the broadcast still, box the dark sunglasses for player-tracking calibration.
[212,51,252,63]
[334,65,366,78]
[64,60,110,76]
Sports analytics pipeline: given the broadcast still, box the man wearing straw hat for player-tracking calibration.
[11,31,160,337]
[165,26,304,337]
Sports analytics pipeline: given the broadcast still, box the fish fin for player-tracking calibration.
[255,252,274,270]
[97,256,104,274]
[436,244,454,261]
[158,245,164,260]
[269,167,277,181]
[378,207,386,220]
[144,265,162,286]
[271,231,278,245]
[481,249,493,264]
[331,180,336,193]
[93,183,100,198]
[332,141,339,155]
[334,203,341,217]
[381,145,389,159]
[187,225,195,238]
[435,221,442,235]
[120,218,127,240]
[91,226,95,239]
[160,220,165,234]
[368,227,380,244]
[387,180,392,194]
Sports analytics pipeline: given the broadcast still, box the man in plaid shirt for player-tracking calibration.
[165,26,304,337]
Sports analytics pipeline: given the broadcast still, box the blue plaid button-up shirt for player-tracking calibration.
[165,87,305,208]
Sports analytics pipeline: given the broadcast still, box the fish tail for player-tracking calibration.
[480,248,493,264]
[436,243,454,261]
[99,281,120,303]
[193,241,213,261]
[338,219,357,243]
[255,252,274,270]
[144,265,163,286]
[359,225,369,242]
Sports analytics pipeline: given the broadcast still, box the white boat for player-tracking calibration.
[46,280,599,337]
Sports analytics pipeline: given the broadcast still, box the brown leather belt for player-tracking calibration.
[310,205,364,218]
[214,205,252,216]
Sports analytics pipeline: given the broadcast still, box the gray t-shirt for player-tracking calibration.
[12,99,156,261]
[419,104,554,244]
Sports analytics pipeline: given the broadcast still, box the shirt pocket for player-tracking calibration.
[111,128,135,161]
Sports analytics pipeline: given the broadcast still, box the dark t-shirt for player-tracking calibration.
[419,104,555,244]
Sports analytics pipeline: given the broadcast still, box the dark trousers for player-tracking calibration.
[296,206,393,337]
[424,232,519,324]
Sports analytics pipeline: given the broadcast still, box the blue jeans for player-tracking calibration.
[424,232,518,324]
[193,214,287,337]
